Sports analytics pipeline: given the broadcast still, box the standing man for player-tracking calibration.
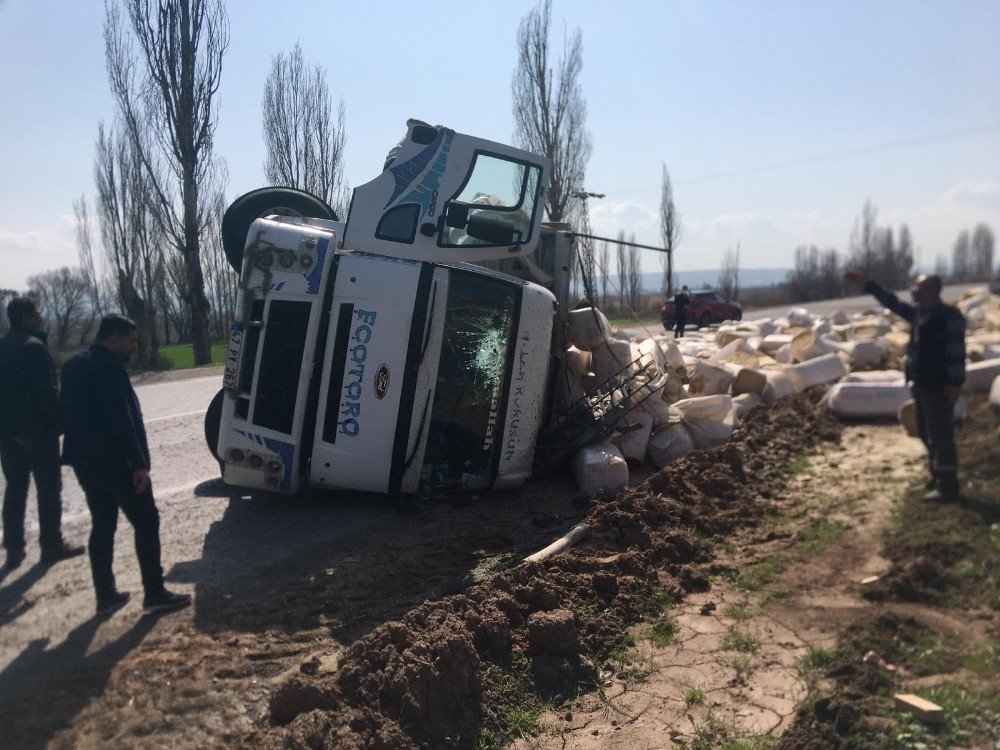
[0,297,83,569]
[673,285,691,338]
[845,271,966,501]
[61,314,190,615]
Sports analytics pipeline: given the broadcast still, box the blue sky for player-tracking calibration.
[1,0,998,287]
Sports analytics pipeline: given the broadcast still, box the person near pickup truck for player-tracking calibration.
[61,314,190,615]
[0,297,84,569]
[845,270,966,501]
[673,286,691,338]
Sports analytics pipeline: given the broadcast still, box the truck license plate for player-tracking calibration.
[223,323,244,389]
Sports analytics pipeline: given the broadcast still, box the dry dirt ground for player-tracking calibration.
[1,392,996,749]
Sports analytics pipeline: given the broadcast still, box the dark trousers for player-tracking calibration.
[1,432,63,552]
[674,313,687,338]
[73,467,163,600]
[911,384,959,493]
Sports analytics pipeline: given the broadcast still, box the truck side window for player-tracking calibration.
[441,153,542,248]
[376,203,420,243]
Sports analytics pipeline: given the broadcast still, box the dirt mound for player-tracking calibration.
[236,393,841,749]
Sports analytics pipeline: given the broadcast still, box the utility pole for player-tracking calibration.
[572,190,604,306]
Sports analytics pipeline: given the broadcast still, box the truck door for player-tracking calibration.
[342,119,550,264]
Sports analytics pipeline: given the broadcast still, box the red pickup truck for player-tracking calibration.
[661,290,742,330]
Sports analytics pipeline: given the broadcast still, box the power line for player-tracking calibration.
[603,122,1000,195]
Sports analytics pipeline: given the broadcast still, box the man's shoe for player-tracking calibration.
[143,589,191,613]
[41,543,85,564]
[96,591,131,616]
[923,488,959,503]
[4,549,26,569]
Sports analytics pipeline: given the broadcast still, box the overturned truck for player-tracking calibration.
[204,120,655,496]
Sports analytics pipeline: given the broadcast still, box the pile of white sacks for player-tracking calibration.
[567,289,1000,499]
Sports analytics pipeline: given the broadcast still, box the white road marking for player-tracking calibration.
[146,409,207,424]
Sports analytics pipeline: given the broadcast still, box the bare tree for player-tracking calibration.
[104,0,229,366]
[0,289,18,336]
[659,163,681,297]
[951,229,971,282]
[788,245,843,301]
[202,187,237,339]
[933,253,949,280]
[94,123,165,369]
[615,229,627,314]
[73,194,104,340]
[971,223,995,280]
[847,200,912,288]
[512,0,592,223]
[719,242,741,301]
[598,239,610,310]
[626,233,641,311]
[27,268,91,349]
[262,42,349,218]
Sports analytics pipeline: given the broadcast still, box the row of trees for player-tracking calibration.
[788,203,996,302]
[8,2,351,366]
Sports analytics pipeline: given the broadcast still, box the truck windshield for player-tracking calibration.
[420,271,521,492]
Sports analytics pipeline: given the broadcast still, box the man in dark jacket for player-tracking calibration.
[673,285,691,338]
[0,297,83,569]
[61,314,190,615]
[846,271,966,501]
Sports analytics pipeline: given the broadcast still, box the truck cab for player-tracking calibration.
[212,121,556,496]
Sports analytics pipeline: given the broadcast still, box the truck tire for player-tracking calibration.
[698,312,712,329]
[205,388,224,466]
[222,187,337,271]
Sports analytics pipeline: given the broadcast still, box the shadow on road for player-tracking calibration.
[0,613,158,749]
[173,472,585,645]
[0,563,49,629]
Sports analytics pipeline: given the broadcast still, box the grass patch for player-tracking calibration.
[683,687,706,706]
[159,341,228,369]
[722,602,752,621]
[782,456,814,478]
[721,627,761,654]
[649,615,679,647]
[796,645,834,674]
[734,559,784,592]
[685,710,778,750]
[470,653,547,750]
[893,682,1000,750]
[794,520,845,557]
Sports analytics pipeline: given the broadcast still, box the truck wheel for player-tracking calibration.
[698,312,712,329]
[222,187,337,271]
[205,388,224,465]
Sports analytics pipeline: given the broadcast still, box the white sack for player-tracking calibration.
[842,370,905,383]
[732,392,762,421]
[620,404,655,462]
[790,353,849,388]
[565,346,591,379]
[965,358,1000,392]
[690,360,734,396]
[647,422,695,468]
[572,440,629,499]
[990,374,1000,413]
[761,369,798,405]
[731,367,768,396]
[568,307,612,350]
[825,382,911,418]
[673,394,735,448]
[786,307,812,328]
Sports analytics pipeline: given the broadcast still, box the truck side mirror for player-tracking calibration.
[444,203,469,229]
[467,215,519,246]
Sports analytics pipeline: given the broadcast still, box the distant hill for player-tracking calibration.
[598,268,791,294]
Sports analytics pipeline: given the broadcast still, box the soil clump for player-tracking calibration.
[234,392,842,749]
